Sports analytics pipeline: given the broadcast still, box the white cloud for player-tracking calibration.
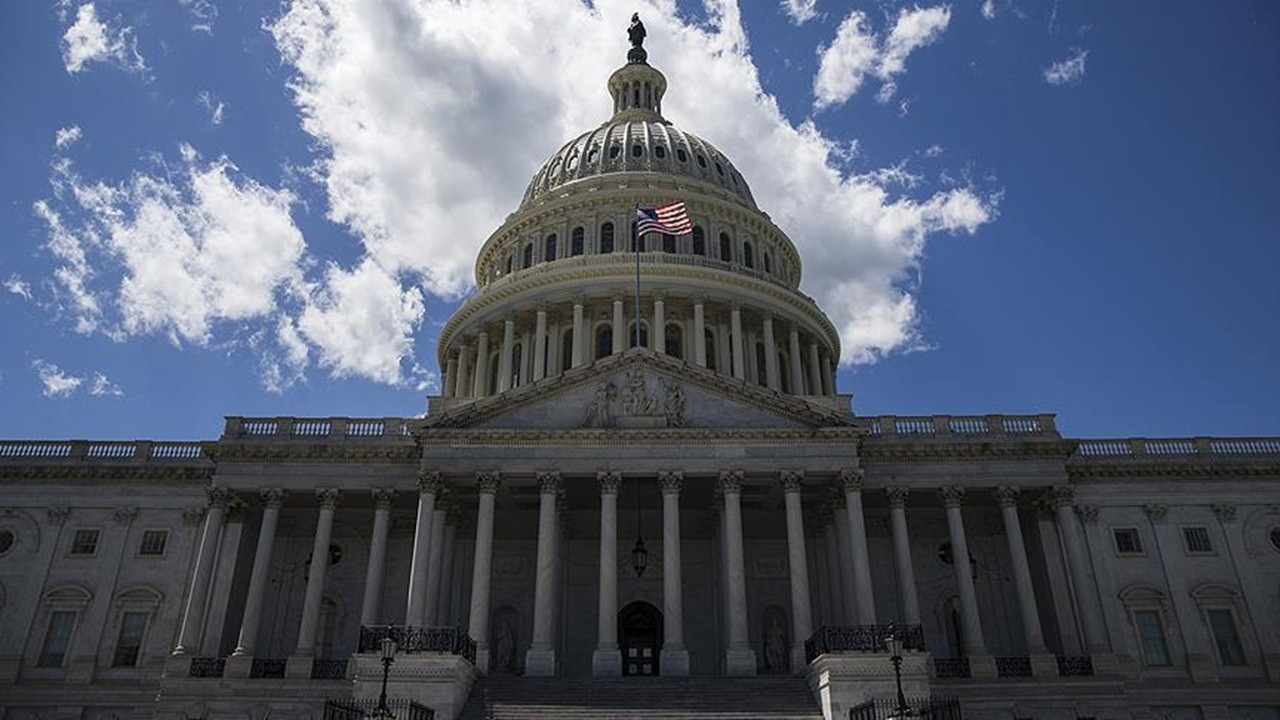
[61,3,145,75]
[270,0,994,367]
[55,125,83,149]
[1044,48,1087,86]
[923,144,945,157]
[32,360,82,398]
[89,372,123,396]
[980,0,996,20]
[782,0,818,25]
[197,91,226,125]
[814,5,951,109]
[5,274,33,301]
[181,0,218,34]
[34,198,103,333]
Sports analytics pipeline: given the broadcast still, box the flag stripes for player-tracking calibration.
[635,202,693,236]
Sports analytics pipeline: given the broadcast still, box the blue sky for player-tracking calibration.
[1,1,1277,441]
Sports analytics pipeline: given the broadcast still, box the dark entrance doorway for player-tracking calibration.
[618,601,662,676]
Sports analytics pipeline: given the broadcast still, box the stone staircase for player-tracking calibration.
[456,675,824,720]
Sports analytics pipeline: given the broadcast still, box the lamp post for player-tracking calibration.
[884,623,911,719]
[373,637,397,719]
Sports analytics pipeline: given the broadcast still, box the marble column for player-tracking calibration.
[719,470,757,675]
[454,342,471,398]
[442,354,457,398]
[526,472,562,676]
[435,514,458,625]
[995,486,1056,677]
[593,471,623,675]
[839,470,877,624]
[787,326,804,395]
[885,487,921,626]
[472,330,490,397]
[730,305,745,381]
[226,488,283,673]
[286,488,340,677]
[659,471,689,675]
[572,298,586,367]
[830,491,859,624]
[819,353,833,396]
[173,487,232,655]
[361,489,396,626]
[1051,486,1111,655]
[761,313,780,390]
[405,472,443,626]
[498,316,516,392]
[653,294,666,354]
[469,472,501,673]
[422,496,449,625]
[939,486,994,676]
[780,471,814,671]
[821,510,846,625]
[693,298,707,367]
[807,342,822,397]
[533,306,548,381]
[612,296,625,354]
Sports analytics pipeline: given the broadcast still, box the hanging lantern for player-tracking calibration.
[631,535,648,577]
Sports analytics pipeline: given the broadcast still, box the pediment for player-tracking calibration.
[420,349,856,431]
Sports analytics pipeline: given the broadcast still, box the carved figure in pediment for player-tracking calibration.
[622,371,658,416]
[582,381,617,428]
[661,378,686,427]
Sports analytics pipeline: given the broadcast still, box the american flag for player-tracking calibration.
[635,202,693,236]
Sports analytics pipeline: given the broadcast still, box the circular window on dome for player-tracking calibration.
[696,154,707,168]
[1270,527,1280,553]
[654,145,666,159]
[676,148,688,163]
[609,145,621,159]
[0,529,14,556]
[631,144,643,157]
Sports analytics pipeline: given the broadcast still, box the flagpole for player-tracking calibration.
[634,203,642,350]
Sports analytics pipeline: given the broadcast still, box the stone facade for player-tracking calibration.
[2,35,1279,720]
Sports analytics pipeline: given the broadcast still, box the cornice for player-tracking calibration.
[0,464,214,483]
[209,442,419,464]
[1067,460,1280,479]
[860,438,1075,463]
[418,426,863,447]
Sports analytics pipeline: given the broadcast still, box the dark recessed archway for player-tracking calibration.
[618,600,662,676]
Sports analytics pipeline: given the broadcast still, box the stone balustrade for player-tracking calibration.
[1074,436,1280,459]
[0,440,211,463]
[222,416,413,440]
[864,413,1059,439]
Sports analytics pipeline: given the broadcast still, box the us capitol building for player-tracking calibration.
[2,23,1278,720]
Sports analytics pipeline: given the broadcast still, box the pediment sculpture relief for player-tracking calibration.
[582,371,685,428]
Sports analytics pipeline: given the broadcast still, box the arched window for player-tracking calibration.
[654,145,666,159]
[704,330,717,371]
[778,352,790,393]
[561,330,574,372]
[763,252,772,274]
[600,222,615,253]
[676,148,688,163]
[692,227,706,255]
[522,243,534,269]
[662,234,676,253]
[544,234,557,262]
[665,324,682,359]
[743,242,755,269]
[596,326,613,359]
[489,352,501,394]
[608,144,621,159]
[631,144,643,157]
[571,227,585,256]
[510,342,523,388]
[719,233,732,262]
[755,344,768,387]
[504,255,513,275]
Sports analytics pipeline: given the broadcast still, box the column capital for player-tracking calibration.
[261,487,286,508]
[206,486,235,510]
[597,470,622,494]
[994,485,1021,508]
[180,506,205,526]
[885,486,909,508]
[938,485,965,508]
[778,470,804,493]
[1048,484,1075,509]
[693,294,708,306]
[837,468,864,493]
[1212,503,1237,522]
[536,471,564,495]
[717,469,744,494]
[417,470,447,495]
[316,488,341,509]
[659,470,684,495]
[1076,505,1100,523]
[371,488,396,510]
[572,294,586,307]
[225,500,247,523]
[476,472,502,494]
[1142,503,1167,523]
[536,303,548,314]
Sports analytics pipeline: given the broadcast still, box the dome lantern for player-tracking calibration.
[608,15,667,122]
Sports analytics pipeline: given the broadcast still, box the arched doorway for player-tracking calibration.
[618,601,662,676]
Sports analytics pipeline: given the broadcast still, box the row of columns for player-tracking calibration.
[441,296,837,400]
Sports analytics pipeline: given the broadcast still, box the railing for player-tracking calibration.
[995,656,1032,678]
[804,625,924,664]
[311,658,349,680]
[323,699,434,720]
[1075,437,1280,460]
[359,625,476,665]
[479,250,801,296]
[866,414,1058,439]
[224,417,413,441]
[1056,654,1094,676]
[0,440,210,463]
[933,657,971,679]
[850,697,962,720]
[250,657,287,678]
[188,657,226,678]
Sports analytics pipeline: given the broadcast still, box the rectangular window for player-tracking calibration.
[112,612,147,667]
[1183,526,1213,554]
[1206,609,1246,665]
[38,611,76,667]
[70,529,99,556]
[139,530,168,556]
[1113,527,1143,555]
[1134,610,1170,665]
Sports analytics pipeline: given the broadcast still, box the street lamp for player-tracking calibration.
[372,637,397,719]
[884,623,911,719]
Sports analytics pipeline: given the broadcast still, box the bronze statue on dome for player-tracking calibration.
[627,14,648,64]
